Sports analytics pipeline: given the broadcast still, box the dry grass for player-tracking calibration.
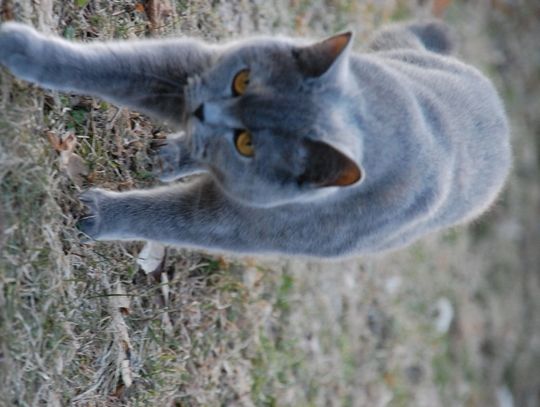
[1,0,539,406]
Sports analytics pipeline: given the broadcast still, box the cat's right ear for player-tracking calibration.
[292,32,353,78]
[298,139,362,188]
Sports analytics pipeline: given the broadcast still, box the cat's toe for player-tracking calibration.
[77,189,104,241]
[153,139,181,182]
[77,215,99,242]
[79,189,102,212]
[150,138,168,151]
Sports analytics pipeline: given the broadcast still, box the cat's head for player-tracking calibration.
[182,32,363,207]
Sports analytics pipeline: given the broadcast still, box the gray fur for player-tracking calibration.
[0,20,511,258]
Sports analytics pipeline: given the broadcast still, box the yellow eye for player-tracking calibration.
[232,69,250,96]
[235,130,254,157]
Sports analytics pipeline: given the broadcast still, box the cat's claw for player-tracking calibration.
[152,135,204,182]
[154,138,182,182]
[77,189,104,241]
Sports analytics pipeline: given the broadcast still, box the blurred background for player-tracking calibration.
[0,0,539,406]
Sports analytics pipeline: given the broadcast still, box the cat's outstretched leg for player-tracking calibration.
[0,22,214,125]
[77,181,247,249]
[76,181,360,257]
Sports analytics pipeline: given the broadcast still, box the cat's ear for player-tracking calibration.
[299,139,362,187]
[293,32,353,78]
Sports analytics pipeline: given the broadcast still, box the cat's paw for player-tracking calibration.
[0,22,44,80]
[77,188,106,241]
[153,137,187,182]
[153,136,205,182]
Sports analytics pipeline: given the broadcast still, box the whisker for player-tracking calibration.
[126,92,186,102]
[137,72,186,89]
[101,69,189,103]
[109,66,185,89]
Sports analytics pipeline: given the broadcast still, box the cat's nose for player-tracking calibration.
[201,100,243,128]
[193,104,205,122]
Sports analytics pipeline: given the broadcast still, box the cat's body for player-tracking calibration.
[0,20,511,258]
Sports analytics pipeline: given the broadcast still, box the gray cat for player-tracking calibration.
[0,20,511,258]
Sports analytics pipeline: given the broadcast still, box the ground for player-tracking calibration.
[0,0,539,406]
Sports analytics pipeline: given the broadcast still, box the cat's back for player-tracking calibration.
[352,47,509,176]
[341,46,511,252]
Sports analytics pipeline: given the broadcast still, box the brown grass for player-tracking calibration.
[1,0,539,406]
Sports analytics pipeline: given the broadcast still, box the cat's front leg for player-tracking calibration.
[75,181,356,257]
[78,187,183,241]
[76,181,376,257]
[0,22,215,125]
[77,180,232,245]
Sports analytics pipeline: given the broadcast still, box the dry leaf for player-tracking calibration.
[46,131,63,151]
[64,153,89,187]
[120,358,133,388]
[112,384,126,399]
[158,272,174,333]
[383,371,396,387]
[46,131,89,187]
[145,0,173,32]
[432,0,453,17]
[243,267,264,291]
[489,0,514,15]
[160,271,170,304]
[161,311,174,335]
[433,297,454,334]
[217,256,230,269]
[1,0,15,21]
[112,281,131,315]
[37,0,55,32]
[108,283,134,390]
[137,241,166,274]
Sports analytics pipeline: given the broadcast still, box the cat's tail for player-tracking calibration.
[368,20,456,55]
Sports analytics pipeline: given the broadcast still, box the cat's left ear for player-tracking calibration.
[299,139,362,188]
[293,31,353,78]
